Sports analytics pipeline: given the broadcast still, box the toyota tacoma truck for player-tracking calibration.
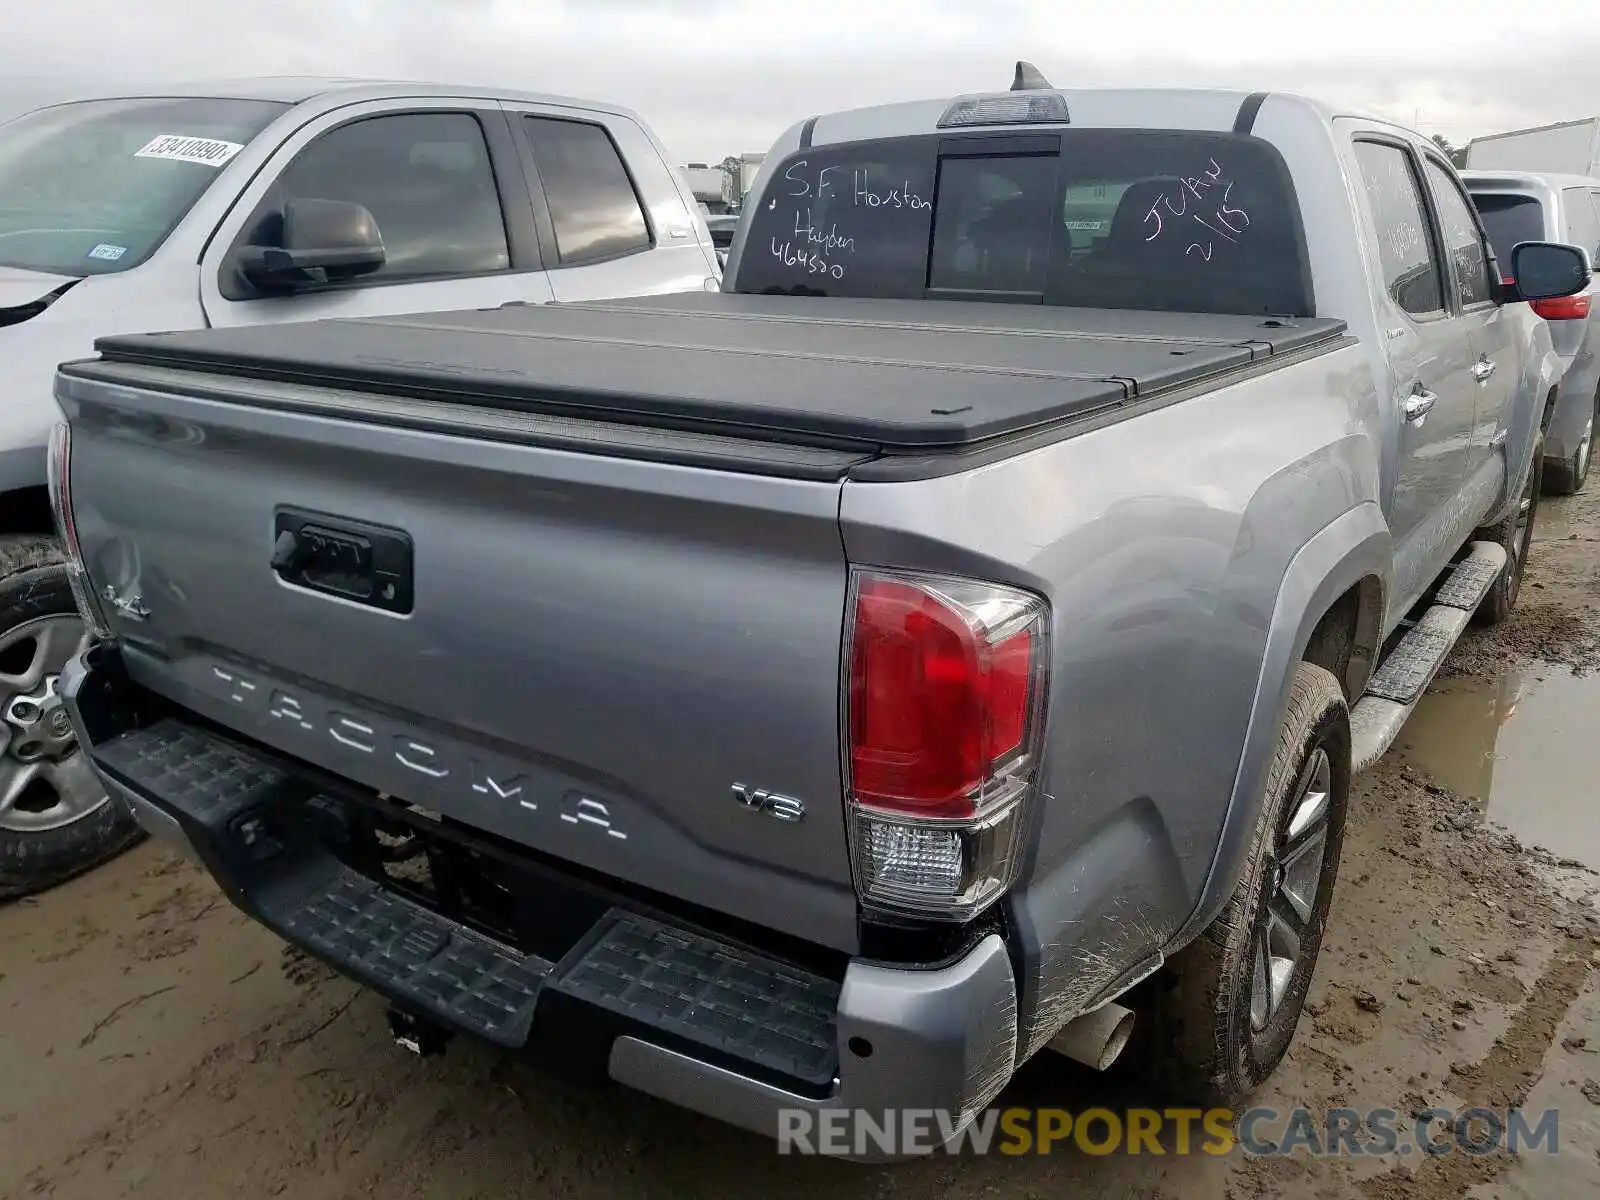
[0,76,718,897]
[49,69,1590,1154]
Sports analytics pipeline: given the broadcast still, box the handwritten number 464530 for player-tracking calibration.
[1141,161,1251,260]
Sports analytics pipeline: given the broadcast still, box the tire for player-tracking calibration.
[0,535,143,901]
[1542,391,1595,497]
[1474,434,1544,627]
[1145,662,1350,1107]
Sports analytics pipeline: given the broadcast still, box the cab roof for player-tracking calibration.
[792,69,1400,148]
[10,76,643,122]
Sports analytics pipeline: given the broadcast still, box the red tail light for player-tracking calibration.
[849,577,1038,818]
[844,569,1048,921]
[1530,294,1591,321]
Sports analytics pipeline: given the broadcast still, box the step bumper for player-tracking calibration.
[60,645,1019,1157]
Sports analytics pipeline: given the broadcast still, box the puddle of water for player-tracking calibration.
[1397,665,1600,873]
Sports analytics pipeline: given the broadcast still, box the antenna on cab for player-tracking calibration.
[1012,61,1053,91]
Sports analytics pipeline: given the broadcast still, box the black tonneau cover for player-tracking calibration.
[84,292,1348,451]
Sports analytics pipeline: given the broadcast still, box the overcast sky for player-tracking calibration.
[1,0,1597,162]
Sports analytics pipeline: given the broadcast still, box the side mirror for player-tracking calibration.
[238,197,386,291]
[1509,241,1590,301]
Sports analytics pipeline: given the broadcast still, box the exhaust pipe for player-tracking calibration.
[1046,1001,1135,1071]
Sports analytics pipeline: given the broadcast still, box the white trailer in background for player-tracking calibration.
[678,156,766,213]
[731,152,765,206]
[1468,117,1600,176]
[680,164,728,213]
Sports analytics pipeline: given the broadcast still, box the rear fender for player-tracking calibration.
[1169,501,1389,949]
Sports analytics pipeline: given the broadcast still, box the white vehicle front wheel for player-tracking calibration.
[0,536,143,900]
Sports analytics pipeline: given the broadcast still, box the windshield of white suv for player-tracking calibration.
[0,96,288,277]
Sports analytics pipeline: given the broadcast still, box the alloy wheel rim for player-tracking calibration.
[0,614,107,834]
[1249,747,1332,1032]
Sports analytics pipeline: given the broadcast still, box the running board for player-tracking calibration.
[1349,540,1506,773]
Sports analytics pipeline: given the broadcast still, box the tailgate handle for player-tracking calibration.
[272,507,414,615]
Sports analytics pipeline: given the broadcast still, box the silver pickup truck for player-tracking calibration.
[49,72,1591,1155]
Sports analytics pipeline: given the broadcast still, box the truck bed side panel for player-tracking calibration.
[838,342,1384,1056]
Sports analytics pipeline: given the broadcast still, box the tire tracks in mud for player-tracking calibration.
[78,985,176,1048]
[1357,941,1596,1199]
[1351,488,1600,1198]
[14,914,356,1192]
[21,967,373,1198]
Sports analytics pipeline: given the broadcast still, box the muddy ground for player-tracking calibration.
[5,500,1600,1199]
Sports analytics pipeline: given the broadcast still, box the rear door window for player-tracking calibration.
[523,116,651,266]
[1422,159,1492,306]
[734,130,1312,316]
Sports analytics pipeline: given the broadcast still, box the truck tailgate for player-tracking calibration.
[57,368,863,951]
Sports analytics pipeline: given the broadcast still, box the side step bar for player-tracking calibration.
[1349,540,1505,773]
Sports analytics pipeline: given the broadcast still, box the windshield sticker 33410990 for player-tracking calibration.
[133,133,245,168]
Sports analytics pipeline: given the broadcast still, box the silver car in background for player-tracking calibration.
[1463,170,1600,494]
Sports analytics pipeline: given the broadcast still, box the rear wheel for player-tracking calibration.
[1146,662,1350,1106]
[1474,434,1544,627]
[0,536,143,901]
[1543,392,1595,496]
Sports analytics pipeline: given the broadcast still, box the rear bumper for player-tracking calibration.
[61,645,1020,1159]
[119,785,200,862]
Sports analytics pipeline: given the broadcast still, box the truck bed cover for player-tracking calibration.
[80,292,1348,451]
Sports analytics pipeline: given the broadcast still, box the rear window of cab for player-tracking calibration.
[733,129,1314,318]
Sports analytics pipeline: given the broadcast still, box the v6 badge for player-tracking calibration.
[730,782,806,823]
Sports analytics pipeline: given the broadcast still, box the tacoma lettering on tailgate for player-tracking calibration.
[200,662,628,841]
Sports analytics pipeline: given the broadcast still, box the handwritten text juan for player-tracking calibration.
[1142,159,1251,262]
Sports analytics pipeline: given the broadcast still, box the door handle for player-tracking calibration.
[1403,389,1437,424]
[1471,358,1497,383]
